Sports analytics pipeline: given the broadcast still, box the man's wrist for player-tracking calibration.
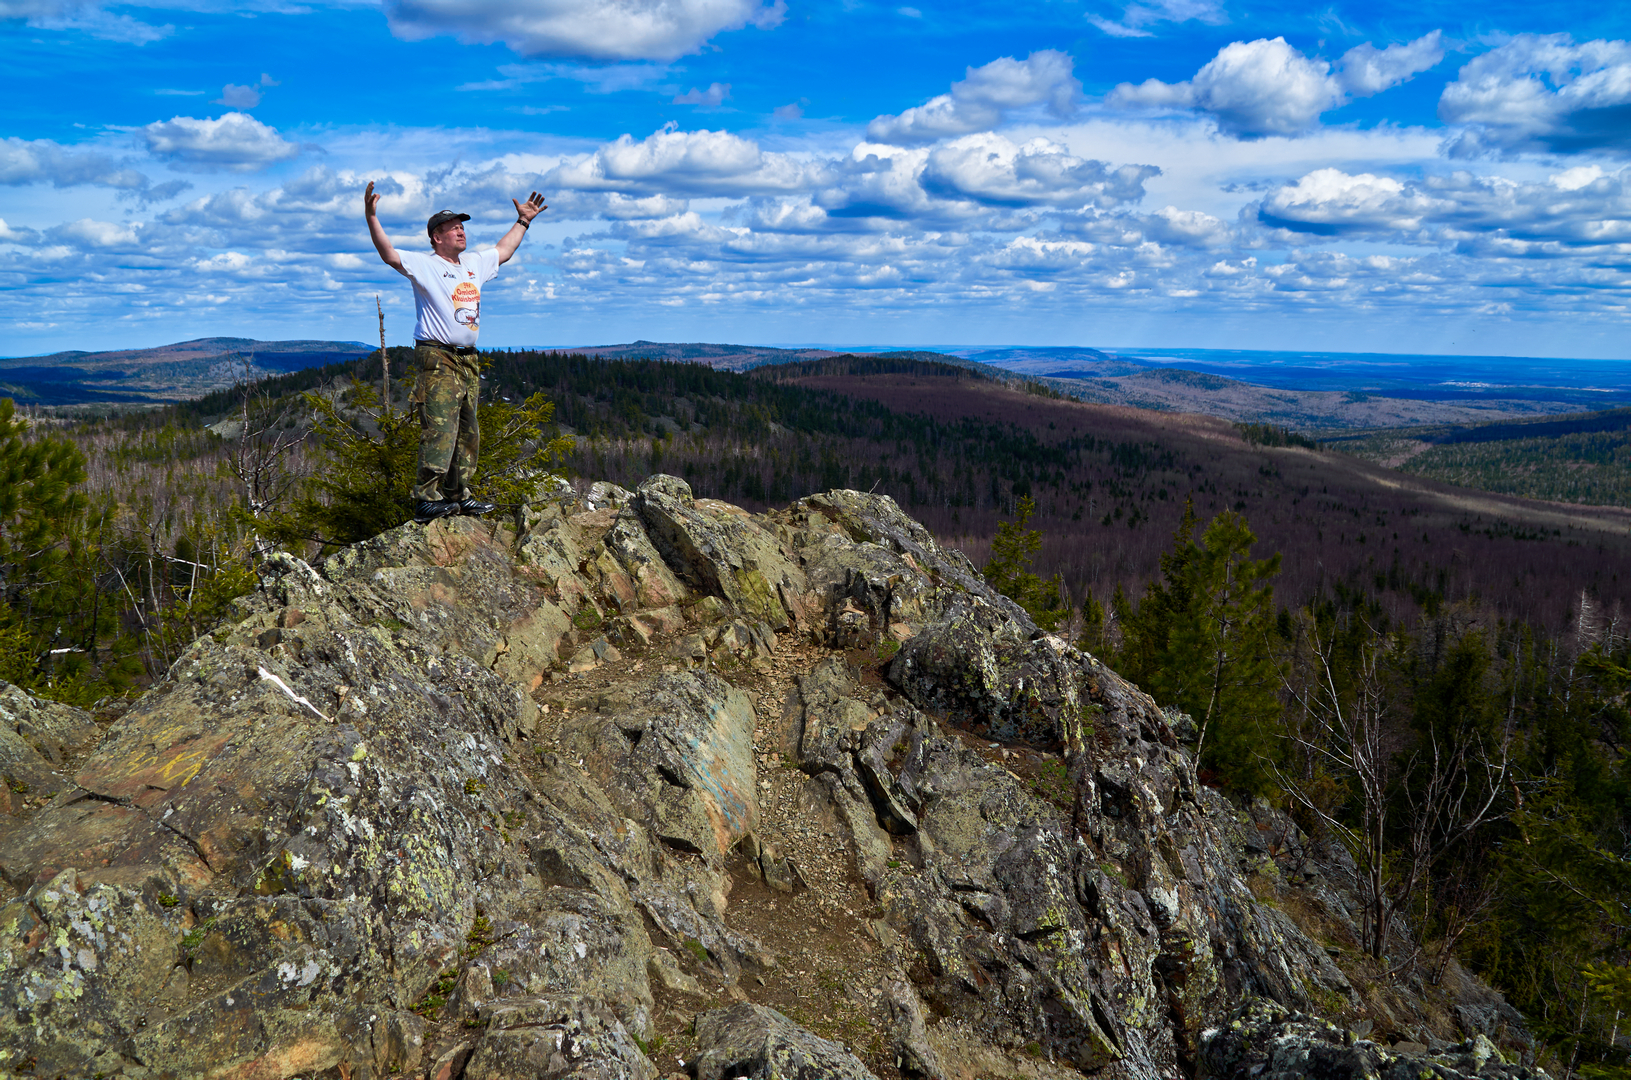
[516,218,530,229]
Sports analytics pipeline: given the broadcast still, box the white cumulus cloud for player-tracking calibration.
[1140,205,1232,247]
[1250,164,1631,256]
[141,113,302,172]
[383,0,786,62]
[0,136,192,202]
[1439,34,1631,157]
[1337,31,1445,95]
[919,134,1159,209]
[544,127,812,195]
[867,51,1080,146]
[214,72,279,110]
[0,218,40,243]
[1111,37,1340,137]
[1255,168,1442,234]
[1111,33,1443,138]
[1,136,143,189]
[47,218,144,250]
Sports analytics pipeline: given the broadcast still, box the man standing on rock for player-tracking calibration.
[363,181,547,522]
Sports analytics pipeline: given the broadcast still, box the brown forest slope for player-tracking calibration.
[786,373,1631,632]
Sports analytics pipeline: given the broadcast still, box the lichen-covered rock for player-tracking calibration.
[634,475,806,630]
[793,490,993,605]
[692,1002,881,1080]
[0,519,595,1077]
[561,671,758,858]
[605,508,691,610]
[0,868,180,1078]
[0,681,99,812]
[0,681,99,768]
[1199,999,1550,1080]
[769,494,1361,1078]
[463,995,657,1080]
[0,483,1538,1080]
[881,978,943,1079]
[886,590,1175,754]
[585,480,634,510]
[321,515,574,693]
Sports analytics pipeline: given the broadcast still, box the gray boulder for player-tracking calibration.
[0,680,99,811]
[562,671,759,858]
[0,483,1543,1080]
[1199,998,1550,1080]
[692,1003,881,1080]
[463,995,656,1080]
[634,475,806,630]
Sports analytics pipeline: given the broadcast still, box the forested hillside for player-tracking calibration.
[1330,408,1631,508]
[2,350,1628,1075]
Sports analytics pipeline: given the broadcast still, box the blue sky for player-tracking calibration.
[4,0,1630,359]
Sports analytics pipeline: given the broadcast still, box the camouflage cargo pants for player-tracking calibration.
[411,344,481,502]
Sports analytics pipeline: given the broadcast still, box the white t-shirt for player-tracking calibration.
[399,248,501,347]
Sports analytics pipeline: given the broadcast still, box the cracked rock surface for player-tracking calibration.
[0,476,1542,1080]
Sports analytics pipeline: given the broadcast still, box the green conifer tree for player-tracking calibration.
[272,372,573,550]
[0,398,90,686]
[984,495,1067,631]
[1115,500,1284,791]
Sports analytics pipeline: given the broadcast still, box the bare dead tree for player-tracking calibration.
[1278,612,1402,959]
[1275,611,1513,969]
[226,374,309,563]
[376,294,389,414]
[1397,691,1514,979]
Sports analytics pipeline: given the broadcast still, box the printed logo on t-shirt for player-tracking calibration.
[451,281,480,329]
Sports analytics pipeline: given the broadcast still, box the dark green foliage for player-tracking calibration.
[1329,407,1631,508]
[471,392,575,512]
[272,380,420,547]
[1401,430,1631,507]
[750,355,991,380]
[270,374,571,550]
[1458,634,1631,1075]
[1235,422,1321,450]
[179,347,411,422]
[0,398,90,686]
[1114,499,1284,792]
[1077,590,1108,657]
[468,350,1172,516]
[983,496,1067,631]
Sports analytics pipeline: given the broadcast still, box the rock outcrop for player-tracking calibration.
[0,476,1543,1080]
[1200,999,1546,1080]
[0,681,100,814]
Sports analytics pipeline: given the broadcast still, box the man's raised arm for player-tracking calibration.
[495,191,547,265]
[364,181,406,275]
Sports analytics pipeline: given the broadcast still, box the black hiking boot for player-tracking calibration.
[414,499,462,523]
[459,497,497,516]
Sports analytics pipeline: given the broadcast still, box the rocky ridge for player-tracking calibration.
[0,476,1542,1080]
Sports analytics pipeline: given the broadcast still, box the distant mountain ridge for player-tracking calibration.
[0,337,374,405]
[553,340,1617,430]
[8,336,1622,430]
[558,339,992,375]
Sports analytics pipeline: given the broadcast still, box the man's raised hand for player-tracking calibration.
[513,191,547,226]
[364,180,404,272]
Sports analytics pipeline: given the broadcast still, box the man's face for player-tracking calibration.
[432,220,467,256]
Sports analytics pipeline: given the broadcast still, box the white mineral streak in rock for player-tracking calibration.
[257,665,332,722]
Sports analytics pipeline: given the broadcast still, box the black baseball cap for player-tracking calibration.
[426,210,471,236]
